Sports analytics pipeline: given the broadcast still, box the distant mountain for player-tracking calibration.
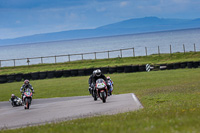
[1,17,200,46]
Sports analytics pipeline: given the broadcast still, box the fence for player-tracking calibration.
[0,43,199,68]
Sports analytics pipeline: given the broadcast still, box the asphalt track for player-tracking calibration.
[0,93,143,130]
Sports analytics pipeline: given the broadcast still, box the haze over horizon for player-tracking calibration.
[1,0,200,40]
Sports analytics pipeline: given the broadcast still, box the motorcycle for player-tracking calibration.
[94,78,108,103]
[107,79,114,96]
[22,88,33,109]
[9,97,22,107]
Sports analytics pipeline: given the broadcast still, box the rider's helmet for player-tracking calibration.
[95,69,101,77]
[93,70,97,76]
[107,76,110,80]
[11,94,15,98]
[24,79,29,86]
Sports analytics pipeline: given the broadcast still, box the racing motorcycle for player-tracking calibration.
[22,88,33,109]
[9,97,23,107]
[93,78,108,103]
[107,79,113,96]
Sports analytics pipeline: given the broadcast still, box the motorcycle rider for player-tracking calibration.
[10,94,18,102]
[107,76,114,95]
[88,70,96,94]
[91,69,108,87]
[20,79,34,102]
[91,69,107,83]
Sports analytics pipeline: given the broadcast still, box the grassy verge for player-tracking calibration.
[0,68,200,132]
[0,51,200,75]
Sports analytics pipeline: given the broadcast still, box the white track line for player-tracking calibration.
[131,93,144,108]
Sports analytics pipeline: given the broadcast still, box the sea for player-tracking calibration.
[0,28,200,67]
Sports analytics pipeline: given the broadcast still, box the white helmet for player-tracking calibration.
[11,94,15,98]
[96,69,101,77]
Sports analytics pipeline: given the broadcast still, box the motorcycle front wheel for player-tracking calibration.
[101,91,106,103]
[24,98,30,109]
[93,90,97,101]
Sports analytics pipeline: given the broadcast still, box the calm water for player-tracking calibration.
[0,28,200,67]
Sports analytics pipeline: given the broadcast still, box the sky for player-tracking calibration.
[0,0,200,39]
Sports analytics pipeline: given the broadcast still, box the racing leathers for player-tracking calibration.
[20,84,34,101]
[90,74,108,93]
[88,74,93,94]
[10,96,18,102]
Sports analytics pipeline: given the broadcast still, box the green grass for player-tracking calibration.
[0,68,200,132]
[0,51,200,75]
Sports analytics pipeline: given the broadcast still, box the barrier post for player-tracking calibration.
[13,59,16,67]
[183,44,185,54]
[158,46,160,56]
[41,57,43,64]
[94,52,96,60]
[55,56,57,63]
[145,47,147,56]
[133,48,135,57]
[170,45,172,55]
[0,60,1,68]
[82,54,83,60]
[108,51,110,59]
[194,43,196,52]
[68,55,70,62]
[120,49,122,58]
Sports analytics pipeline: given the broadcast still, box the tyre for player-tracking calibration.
[116,66,125,73]
[173,63,180,69]
[63,70,71,77]
[12,102,15,107]
[7,75,15,83]
[25,98,30,109]
[108,67,117,74]
[94,95,97,101]
[23,73,32,80]
[93,91,97,101]
[27,99,30,109]
[167,63,173,70]
[31,72,39,80]
[55,70,63,78]
[0,75,8,83]
[193,61,199,68]
[180,62,187,68]
[132,65,139,72]
[15,74,23,82]
[85,68,94,76]
[159,64,167,70]
[187,62,193,68]
[39,72,47,79]
[24,98,27,109]
[47,71,55,78]
[78,69,85,76]
[139,65,146,72]
[101,91,106,103]
[124,65,133,73]
[70,69,78,76]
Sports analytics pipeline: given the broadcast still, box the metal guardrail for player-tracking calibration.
[0,43,199,68]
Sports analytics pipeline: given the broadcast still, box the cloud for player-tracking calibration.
[0,0,200,39]
[171,0,190,4]
[120,1,128,7]
[96,7,106,12]
[16,20,21,24]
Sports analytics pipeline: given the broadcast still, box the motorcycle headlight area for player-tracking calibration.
[97,83,106,89]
